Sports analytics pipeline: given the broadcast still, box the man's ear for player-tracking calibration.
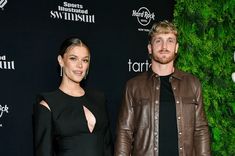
[147,44,152,55]
[175,42,179,54]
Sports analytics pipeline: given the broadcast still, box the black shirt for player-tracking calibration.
[159,75,179,156]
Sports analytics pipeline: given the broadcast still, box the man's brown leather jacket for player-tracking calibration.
[114,69,211,156]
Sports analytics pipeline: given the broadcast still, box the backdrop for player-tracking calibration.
[0,0,174,155]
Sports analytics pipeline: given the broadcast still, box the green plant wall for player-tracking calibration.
[173,0,235,155]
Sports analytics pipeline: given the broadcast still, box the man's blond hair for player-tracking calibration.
[148,20,178,43]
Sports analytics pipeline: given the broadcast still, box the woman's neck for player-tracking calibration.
[59,81,85,97]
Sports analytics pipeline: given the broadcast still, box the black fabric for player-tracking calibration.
[34,89,113,156]
[159,75,179,156]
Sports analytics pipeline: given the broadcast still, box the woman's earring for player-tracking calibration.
[60,67,63,77]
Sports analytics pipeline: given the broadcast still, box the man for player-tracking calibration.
[114,20,211,156]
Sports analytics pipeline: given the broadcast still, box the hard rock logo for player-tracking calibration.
[0,0,7,9]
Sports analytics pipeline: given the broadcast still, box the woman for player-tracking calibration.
[34,37,113,156]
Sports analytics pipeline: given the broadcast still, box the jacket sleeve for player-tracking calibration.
[193,78,211,156]
[33,103,54,156]
[114,83,134,156]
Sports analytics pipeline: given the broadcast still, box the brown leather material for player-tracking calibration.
[114,69,211,156]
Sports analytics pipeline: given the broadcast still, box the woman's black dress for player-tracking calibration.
[34,89,113,156]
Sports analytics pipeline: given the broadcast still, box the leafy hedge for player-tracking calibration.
[173,0,235,155]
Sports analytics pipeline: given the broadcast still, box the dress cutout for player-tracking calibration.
[39,100,51,111]
[83,106,96,133]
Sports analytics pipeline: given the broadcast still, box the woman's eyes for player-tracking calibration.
[69,57,77,61]
[69,57,89,63]
[82,59,89,63]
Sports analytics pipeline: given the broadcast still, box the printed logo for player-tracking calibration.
[0,55,15,70]
[128,59,151,72]
[0,104,9,128]
[0,0,7,10]
[0,105,9,118]
[50,2,95,23]
[132,7,155,32]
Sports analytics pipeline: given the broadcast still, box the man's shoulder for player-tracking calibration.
[175,69,200,83]
[125,72,150,88]
[128,72,149,82]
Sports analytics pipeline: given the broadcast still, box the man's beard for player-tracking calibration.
[151,50,177,64]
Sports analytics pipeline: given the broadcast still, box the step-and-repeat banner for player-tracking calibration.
[0,0,174,155]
